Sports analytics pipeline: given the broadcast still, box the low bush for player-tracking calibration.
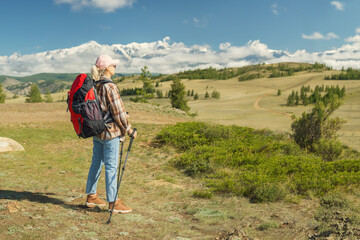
[320,194,349,209]
[258,221,279,231]
[156,122,360,202]
[193,190,213,199]
[314,139,343,162]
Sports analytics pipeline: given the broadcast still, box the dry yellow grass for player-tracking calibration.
[4,69,360,150]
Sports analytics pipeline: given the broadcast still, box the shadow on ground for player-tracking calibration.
[0,189,98,212]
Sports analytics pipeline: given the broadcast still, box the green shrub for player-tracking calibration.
[314,138,343,161]
[250,184,287,203]
[156,122,360,202]
[257,221,279,231]
[320,194,349,209]
[193,190,213,199]
[211,90,220,99]
[291,97,344,151]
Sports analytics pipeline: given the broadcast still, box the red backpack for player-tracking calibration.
[67,74,113,138]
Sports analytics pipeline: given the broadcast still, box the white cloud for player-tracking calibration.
[192,17,207,28]
[326,32,339,39]
[54,0,135,12]
[302,32,339,40]
[271,3,287,15]
[331,1,344,11]
[271,3,278,15]
[302,32,324,40]
[5,36,360,76]
[345,35,360,43]
[219,42,231,51]
[356,28,360,34]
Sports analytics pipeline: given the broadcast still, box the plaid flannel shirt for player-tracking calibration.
[95,79,131,141]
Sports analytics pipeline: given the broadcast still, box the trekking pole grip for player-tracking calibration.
[130,128,137,139]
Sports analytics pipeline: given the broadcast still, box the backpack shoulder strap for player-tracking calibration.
[93,79,115,125]
[94,79,114,86]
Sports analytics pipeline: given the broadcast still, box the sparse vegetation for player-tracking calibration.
[2,62,360,239]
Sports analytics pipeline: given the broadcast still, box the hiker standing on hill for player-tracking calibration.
[85,55,137,213]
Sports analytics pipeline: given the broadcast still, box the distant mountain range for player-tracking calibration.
[3,37,360,78]
[4,36,360,79]
[2,36,360,92]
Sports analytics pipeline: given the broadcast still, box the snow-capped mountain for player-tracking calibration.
[1,36,360,77]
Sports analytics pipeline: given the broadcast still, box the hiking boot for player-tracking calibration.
[85,194,106,208]
[108,199,132,214]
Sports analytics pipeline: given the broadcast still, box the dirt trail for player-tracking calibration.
[253,74,319,117]
[253,93,292,117]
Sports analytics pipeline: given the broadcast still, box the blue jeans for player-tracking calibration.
[86,136,119,202]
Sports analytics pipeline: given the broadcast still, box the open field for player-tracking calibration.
[2,102,360,240]
[2,67,360,239]
[143,70,360,151]
[4,69,360,151]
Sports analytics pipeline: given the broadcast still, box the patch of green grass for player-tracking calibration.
[155,174,176,184]
[257,221,279,231]
[156,122,360,202]
[320,193,350,209]
[192,190,213,199]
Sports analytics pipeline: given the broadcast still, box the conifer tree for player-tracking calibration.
[44,88,53,103]
[295,91,300,105]
[0,83,6,103]
[170,79,190,112]
[205,92,210,99]
[194,93,199,100]
[26,83,42,103]
[140,66,155,96]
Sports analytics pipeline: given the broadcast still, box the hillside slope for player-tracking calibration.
[1,102,360,239]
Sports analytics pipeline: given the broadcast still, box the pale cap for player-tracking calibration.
[95,55,120,70]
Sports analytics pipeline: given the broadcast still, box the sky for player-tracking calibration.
[1,0,358,56]
[1,0,360,75]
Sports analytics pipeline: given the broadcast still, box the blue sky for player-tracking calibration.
[0,0,358,56]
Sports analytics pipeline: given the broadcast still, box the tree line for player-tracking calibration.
[286,85,345,106]
[159,62,331,82]
[325,67,360,80]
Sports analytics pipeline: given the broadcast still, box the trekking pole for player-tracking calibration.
[106,128,137,224]
[117,142,124,187]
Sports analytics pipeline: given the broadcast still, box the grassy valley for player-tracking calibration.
[1,62,360,239]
